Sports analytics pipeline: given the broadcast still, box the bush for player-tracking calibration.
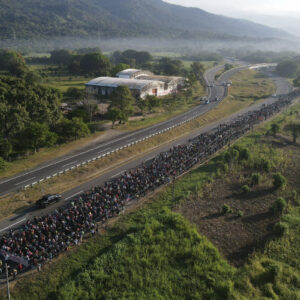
[237,210,244,217]
[272,173,287,190]
[222,204,232,215]
[242,185,250,194]
[0,157,8,171]
[273,222,289,236]
[253,158,271,172]
[270,197,287,215]
[239,148,250,161]
[251,173,261,186]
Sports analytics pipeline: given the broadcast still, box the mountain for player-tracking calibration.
[0,0,288,41]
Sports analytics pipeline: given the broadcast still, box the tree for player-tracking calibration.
[107,107,123,128]
[276,60,299,77]
[55,118,90,142]
[157,58,184,75]
[0,49,27,76]
[64,87,84,101]
[284,122,300,143]
[190,62,205,81]
[145,95,162,113]
[111,63,130,76]
[50,49,73,66]
[80,52,111,76]
[21,123,57,152]
[272,173,287,190]
[136,97,147,115]
[270,123,280,136]
[0,137,12,160]
[109,86,135,123]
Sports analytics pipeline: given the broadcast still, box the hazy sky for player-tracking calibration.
[164,0,300,16]
[164,0,300,35]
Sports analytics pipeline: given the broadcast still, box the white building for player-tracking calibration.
[85,69,184,99]
[85,77,165,99]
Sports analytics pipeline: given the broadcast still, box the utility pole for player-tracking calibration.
[5,262,11,300]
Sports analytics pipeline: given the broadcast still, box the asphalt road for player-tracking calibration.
[0,72,292,233]
[0,64,240,197]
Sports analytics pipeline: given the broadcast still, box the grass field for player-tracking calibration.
[6,101,300,300]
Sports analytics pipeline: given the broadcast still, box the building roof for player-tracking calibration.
[116,69,141,77]
[116,69,154,78]
[136,75,183,83]
[85,77,162,90]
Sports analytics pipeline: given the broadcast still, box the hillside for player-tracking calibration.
[0,0,287,41]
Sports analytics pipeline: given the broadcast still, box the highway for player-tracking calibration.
[0,70,293,233]
[0,64,242,197]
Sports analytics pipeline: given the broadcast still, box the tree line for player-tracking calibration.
[0,76,90,169]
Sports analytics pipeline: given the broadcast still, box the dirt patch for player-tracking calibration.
[176,136,300,267]
[177,174,279,267]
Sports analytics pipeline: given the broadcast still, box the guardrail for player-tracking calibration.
[22,82,230,191]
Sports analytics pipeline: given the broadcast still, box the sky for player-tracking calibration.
[164,0,300,35]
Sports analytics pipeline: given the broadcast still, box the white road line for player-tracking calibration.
[64,191,83,201]
[145,156,155,162]
[0,64,239,187]
[0,218,27,233]
[14,177,36,186]
[62,160,77,168]
[111,171,123,179]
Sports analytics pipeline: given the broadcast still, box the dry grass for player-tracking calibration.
[0,130,115,179]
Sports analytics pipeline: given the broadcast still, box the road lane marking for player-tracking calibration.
[111,171,123,179]
[62,160,77,168]
[0,218,27,233]
[14,177,36,186]
[64,191,83,201]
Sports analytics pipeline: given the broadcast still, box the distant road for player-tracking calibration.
[0,64,285,197]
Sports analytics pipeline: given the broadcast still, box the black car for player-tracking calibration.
[36,194,62,208]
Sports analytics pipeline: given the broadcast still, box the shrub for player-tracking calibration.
[272,173,287,190]
[253,158,271,172]
[237,210,244,217]
[242,185,250,194]
[251,173,261,186]
[273,222,289,236]
[0,157,8,171]
[222,204,232,215]
[270,197,287,215]
[239,148,250,161]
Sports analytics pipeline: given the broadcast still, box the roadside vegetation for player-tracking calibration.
[0,64,278,220]
[5,99,300,300]
[0,48,210,178]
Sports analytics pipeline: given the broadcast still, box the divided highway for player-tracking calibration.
[0,64,288,197]
[0,64,233,196]
[0,72,292,233]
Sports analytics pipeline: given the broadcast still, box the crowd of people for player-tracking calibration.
[0,91,298,278]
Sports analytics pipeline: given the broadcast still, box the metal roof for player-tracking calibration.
[85,77,162,90]
[136,75,183,83]
[116,69,141,77]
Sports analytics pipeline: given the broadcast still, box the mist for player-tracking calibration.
[1,36,300,55]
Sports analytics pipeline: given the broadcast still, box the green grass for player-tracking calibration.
[7,100,300,300]
[229,70,276,102]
